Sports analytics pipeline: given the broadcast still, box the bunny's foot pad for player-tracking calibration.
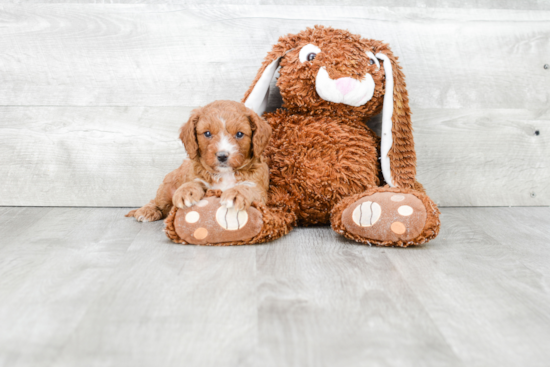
[332,188,440,247]
[342,192,426,242]
[170,197,263,245]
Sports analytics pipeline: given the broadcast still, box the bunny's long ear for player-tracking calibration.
[375,51,416,189]
[242,38,296,116]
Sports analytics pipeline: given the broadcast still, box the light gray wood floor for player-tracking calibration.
[0,206,549,367]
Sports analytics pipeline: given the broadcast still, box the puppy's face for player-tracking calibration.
[196,112,252,171]
[180,100,271,172]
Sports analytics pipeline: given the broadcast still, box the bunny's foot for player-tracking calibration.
[164,196,264,245]
[331,187,440,247]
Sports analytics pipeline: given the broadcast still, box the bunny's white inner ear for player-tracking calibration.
[366,51,380,70]
[375,52,395,187]
[244,57,282,116]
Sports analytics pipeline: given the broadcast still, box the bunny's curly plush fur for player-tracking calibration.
[164,26,440,247]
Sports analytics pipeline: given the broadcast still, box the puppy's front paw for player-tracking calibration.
[173,184,205,209]
[126,205,163,222]
[220,187,252,211]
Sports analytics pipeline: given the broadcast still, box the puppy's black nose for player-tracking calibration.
[217,152,229,163]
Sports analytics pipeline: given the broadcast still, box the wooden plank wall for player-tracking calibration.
[0,3,548,207]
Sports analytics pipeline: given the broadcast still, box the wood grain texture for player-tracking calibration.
[415,108,550,206]
[3,0,550,9]
[0,207,257,367]
[0,5,548,207]
[0,106,189,206]
[385,207,550,366]
[1,207,550,366]
[1,106,548,207]
[0,5,548,109]
[254,228,461,367]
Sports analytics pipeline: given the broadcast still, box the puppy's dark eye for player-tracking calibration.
[236,131,244,139]
[307,53,317,61]
[369,59,375,65]
[204,131,212,138]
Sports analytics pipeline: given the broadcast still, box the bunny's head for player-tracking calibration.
[242,26,417,189]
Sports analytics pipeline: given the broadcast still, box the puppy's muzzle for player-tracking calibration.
[217,151,229,163]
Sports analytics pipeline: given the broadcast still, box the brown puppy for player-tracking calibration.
[126,100,271,222]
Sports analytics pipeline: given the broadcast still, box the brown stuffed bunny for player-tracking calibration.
[165,26,440,247]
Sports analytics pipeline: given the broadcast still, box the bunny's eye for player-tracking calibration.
[299,44,322,63]
[366,51,380,70]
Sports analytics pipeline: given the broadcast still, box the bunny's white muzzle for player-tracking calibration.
[315,67,375,107]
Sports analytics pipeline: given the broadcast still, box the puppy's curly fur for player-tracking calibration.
[126,100,271,222]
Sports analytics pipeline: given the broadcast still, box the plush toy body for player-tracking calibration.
[166,26,440,247]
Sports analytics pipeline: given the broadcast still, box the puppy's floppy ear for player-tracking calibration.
[179,107,202,160]
[376,48,416,189]
[242,35,298,116]
[246,107,272,158]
